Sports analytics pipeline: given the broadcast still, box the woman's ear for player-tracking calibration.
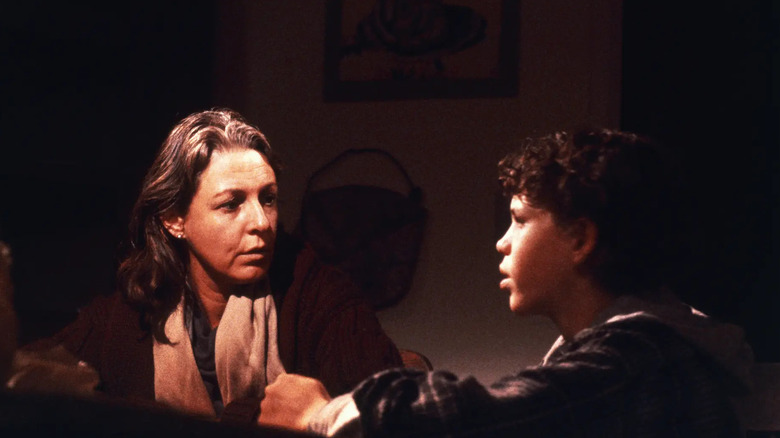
[160,211,186,239]
[570,218,598,264]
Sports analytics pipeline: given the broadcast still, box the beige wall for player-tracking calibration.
[214,0,623,383]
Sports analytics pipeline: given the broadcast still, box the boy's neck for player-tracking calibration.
[551,282,616,340]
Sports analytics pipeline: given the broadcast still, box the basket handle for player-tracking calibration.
[303,148,421,201]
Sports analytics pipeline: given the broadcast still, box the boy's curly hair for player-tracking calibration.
[498,128,684,295]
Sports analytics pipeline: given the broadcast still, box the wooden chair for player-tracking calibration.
[399,349,433,372]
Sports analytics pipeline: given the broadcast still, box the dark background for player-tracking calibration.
[622,2,779,361]
[1,1,778,361]
[1,1,218,339]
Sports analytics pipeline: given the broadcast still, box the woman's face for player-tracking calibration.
[165,148,278,292]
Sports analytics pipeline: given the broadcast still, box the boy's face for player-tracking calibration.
[496,196,577,316]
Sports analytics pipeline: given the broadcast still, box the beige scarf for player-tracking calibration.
[152,292,285,418]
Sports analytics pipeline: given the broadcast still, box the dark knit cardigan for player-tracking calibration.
[46,241,402,409]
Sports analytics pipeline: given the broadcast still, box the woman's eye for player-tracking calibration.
[220,199,241,211]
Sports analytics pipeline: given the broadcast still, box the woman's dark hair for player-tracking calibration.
[117,109,280,339]
[498,128,684,295]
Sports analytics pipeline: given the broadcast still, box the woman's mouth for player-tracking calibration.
[240,248,270,264]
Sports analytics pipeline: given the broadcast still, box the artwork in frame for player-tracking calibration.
[324,0,519,102]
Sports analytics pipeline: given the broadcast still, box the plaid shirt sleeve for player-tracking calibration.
[350,364,624,438]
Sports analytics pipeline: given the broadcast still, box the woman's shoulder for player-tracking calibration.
[31,291,145,358]
[71,292,138,330]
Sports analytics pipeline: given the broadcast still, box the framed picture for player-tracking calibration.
[324,0,519,102]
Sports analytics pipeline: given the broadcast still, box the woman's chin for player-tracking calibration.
[230,267,268,285]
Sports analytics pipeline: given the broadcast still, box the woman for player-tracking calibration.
[45,109,402,422]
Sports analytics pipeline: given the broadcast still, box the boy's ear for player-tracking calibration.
[570,218,598,264]
[160,211,185,238]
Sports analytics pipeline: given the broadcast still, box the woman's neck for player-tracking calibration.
[196,287,228,330]
[187,258,262,329]
[188,259,229,329]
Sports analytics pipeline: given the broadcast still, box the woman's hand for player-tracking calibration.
[259,373,332,431]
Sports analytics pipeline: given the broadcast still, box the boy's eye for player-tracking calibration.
[261,192,278,207]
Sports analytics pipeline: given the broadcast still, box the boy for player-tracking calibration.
[259,129,753,437]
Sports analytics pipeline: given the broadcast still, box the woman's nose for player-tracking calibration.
[248,201,272,232]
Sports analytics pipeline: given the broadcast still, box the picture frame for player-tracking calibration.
[324,0,519,102]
